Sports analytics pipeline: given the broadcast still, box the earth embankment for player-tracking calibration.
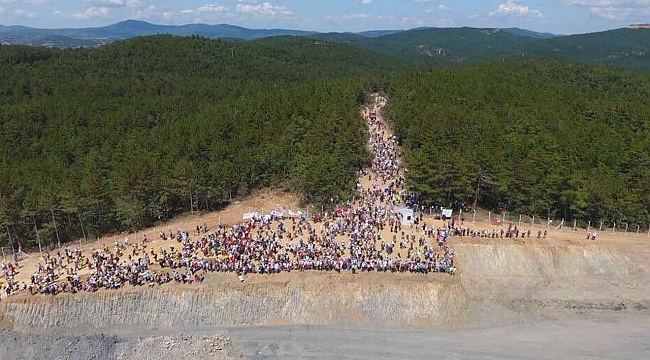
[1,274,469,331]
[455,242,650,320]
[2,241,649,332]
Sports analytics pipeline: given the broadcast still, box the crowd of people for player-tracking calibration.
[0,95,456,299]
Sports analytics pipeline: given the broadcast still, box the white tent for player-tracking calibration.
[394,206,414,226]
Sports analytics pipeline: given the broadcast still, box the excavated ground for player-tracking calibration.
[2,97,649,359]
[2,243,649,360]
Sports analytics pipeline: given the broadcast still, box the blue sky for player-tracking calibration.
[0,1,648,34]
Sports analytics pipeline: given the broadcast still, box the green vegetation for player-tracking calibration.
[315,27,650,72]
[384,60,650,225]
[2,31,650,252]
[0,35,387,249]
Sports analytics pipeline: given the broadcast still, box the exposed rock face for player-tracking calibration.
[2,243,649,333]
[1,243,649,359]
[1,279,469,331]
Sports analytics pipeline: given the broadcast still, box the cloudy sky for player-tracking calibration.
[0,0,648,34]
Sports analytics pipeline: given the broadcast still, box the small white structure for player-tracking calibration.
[395,206,415,226]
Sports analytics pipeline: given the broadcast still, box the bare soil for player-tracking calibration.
[2,96,649,359]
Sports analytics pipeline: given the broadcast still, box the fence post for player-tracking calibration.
[636,225,640,235]
[612,222,616,233]
[473,211,476,223]
[625,223,628,235]
[488,211,491,221]
[532,216,534,228]
[587,220,591,231]
[573,219,577,230]
[503,212,506,224]
[599,222,603,232]
[518,214,522,228]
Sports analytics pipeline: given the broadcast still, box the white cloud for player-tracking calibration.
[362,0,373,4]
[426,4,448,12]
[15,8,37,17]
[86,0,125,7]
[562,0,650,20]
[180,4,229,15]
[325,13,374,21]
[236,2,293,17]
[126,0,144,7]
[51,0,169,21]
[563,0,650,6]
[324,13,430,28]
[72,6,110,19]
[134,4,155,19]
[489,0,545,19]
[414,0,433,3]
[589,7,632,20]
[0,6,5,16]
[23,0,51,5]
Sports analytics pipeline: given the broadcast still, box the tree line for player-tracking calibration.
[383,60,650,226]
[0,35,385,249]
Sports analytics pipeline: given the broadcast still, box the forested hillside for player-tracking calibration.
[0,35,388,248]
[315,27,650,72]
[3,32,650,250]
[384,61,650,225]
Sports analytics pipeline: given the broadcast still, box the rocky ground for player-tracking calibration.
[2,313,649,360]
[0,331,243,360]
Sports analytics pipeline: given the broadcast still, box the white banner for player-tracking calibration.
[243,212,261,220]
[270,210,284,218]
[442,209,453,218]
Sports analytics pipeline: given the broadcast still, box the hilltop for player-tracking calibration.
[2,20,649,71]
[315,27,650,71]
[0,20,317,46]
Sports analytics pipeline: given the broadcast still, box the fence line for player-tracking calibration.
[425,207,650,238]
[1,206,647,265]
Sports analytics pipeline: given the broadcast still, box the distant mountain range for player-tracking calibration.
[0,20,558,47]
[1,20,649,72]
[312,27,650,72]
[0,20,317,46]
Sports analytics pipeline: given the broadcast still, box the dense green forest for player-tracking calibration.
[314,28,650,72]
[3,32,650,251]
[384,61,650,226]
[0,35,388,249]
